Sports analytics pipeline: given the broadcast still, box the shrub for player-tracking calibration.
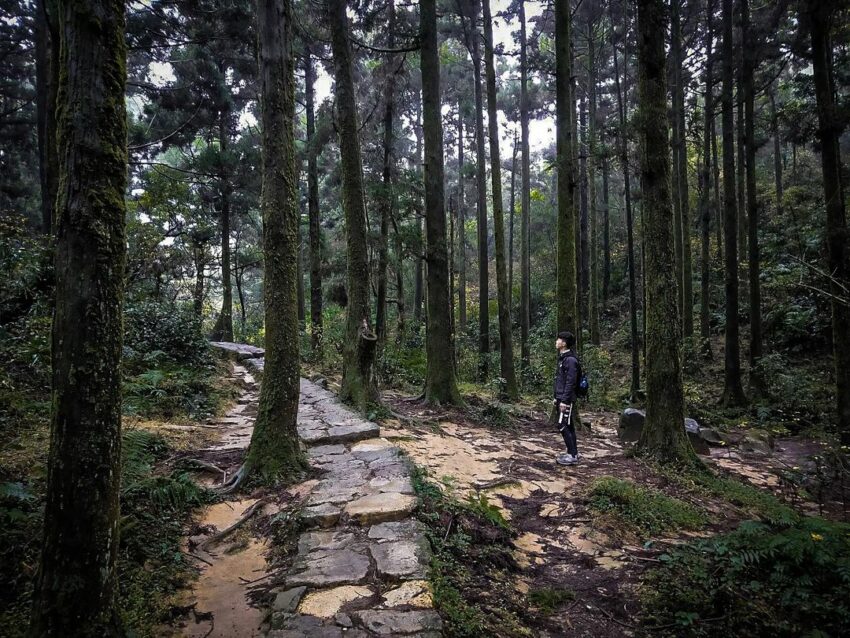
[640,516,850,637]
[123,300,211,370]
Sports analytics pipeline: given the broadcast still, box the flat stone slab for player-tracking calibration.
[308,422,381,446]
[297,530,355,555]
[286,549,370,588]
[301,503,342,528]
[345,493,418,525]
[370,540,428,580]
[273,586,306,613]
[368,520,425,542]
[352,609,442,635]
[297,585,375,617]
[380,580,433,609]
[210,341,265,360]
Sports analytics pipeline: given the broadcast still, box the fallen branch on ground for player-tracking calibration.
[198,497,268,552]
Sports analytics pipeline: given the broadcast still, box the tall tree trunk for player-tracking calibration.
[672,0,693,338]
[35,0,59,235]
[413,103,424,325]
[588,20,600,345]
[239,0,308,483]
[329,0,378,411]
[376,0,396,346]
[699,0,715,358]
[519,0,531,370]
[670,0,684,324]
[457,107,467,332]
[29,0,127,631]
[805,0,850,445]
[469,0,490,378]
[422,0,462,405]
[612,1,640,401]
[602,152,610,305]
[306,49,323,355]
[508,133,517,303]
[635,0,696,465]
[193,242,205,319]
[742,0,764,397]
[482,0,519,400]
[711,111,723,261]
[720,0,747,406]
[212,105,234,342]
[770,89,783,214]
[572,37,583,351]
[392,213,406,338]
[736,77,747,263]
[297,231,305,326]
[579,96,589,313]
[555,0,578,338]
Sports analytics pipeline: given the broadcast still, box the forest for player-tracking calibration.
[1,0,850,636]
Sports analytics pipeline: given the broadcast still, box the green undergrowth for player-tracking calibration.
[639,516,850,637]
[527,587,575,616]
[0,430,215,637]
[412,466,532,637]
[118,430,216,634]
[655,462,797,523]
[587,476,706,538]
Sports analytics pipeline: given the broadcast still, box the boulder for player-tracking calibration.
[740,429,774,456]
[617,409,710,455]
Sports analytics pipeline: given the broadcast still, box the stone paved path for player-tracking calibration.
[210,343,442,638]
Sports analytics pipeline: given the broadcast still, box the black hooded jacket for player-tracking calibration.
[554,350,579,404]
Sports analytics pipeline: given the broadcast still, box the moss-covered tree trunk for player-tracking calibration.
[805,0,850,445]
[482,0,518,400]
[699,0,715,359]
[375,0,396,347]
[35,0,59,235]
[519,0,531,370]
[329,0,378,412]
[742,0,764,397]
[211,105,234,342]
[456,107,467,333]
[421,0,462,405]
[672,0,693,339]
[611,3,640,401]
[720,0,747,407]
[770,90,783,214]
[587,19,600,346]
[555,0,578,337]
[305,48,323,356]
[635,0,697,465]
[467,0,490,379]
[236,0,310,484]
[29,0,128,632]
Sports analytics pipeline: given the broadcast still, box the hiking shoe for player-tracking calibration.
[557,454,577,466]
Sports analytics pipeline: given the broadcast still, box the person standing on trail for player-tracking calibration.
[552,331,581,466]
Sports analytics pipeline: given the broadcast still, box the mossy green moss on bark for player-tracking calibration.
[29,0,128,634]
[634,0,698,466]
[244,0,309,484]
[328,0,378,413]
[421,0,462,406]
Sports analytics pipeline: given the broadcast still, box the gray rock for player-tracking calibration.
[370,540,428,580]
[286,549,370,587]
[301,503,342,528]
[740,430,773,455]
[617,409,710,455]
[698,426,726,445]
[353,610,443,635]
[267,615,343,637]
[297,530,355,555]
[334,613,353,628]
[209,341,266,360]
[345,492,418,525]
[368,519,423,542]
[274,586,307,613]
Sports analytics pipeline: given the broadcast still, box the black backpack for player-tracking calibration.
[568,353,590,399]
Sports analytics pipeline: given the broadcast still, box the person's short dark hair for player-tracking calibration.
[557,331,575,348]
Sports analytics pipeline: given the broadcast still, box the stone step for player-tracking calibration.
[298,420,381,446]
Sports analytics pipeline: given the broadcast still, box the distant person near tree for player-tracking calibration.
[551,331,581,466]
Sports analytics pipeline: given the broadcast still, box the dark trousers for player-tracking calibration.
[551,401,578,456]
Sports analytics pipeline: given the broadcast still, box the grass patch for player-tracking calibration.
[656,463,797,524]
[640,516,850,637]
[588,476,706,538]
[527,587,575,615]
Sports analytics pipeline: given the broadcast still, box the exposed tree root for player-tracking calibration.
[198,497,268,552]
